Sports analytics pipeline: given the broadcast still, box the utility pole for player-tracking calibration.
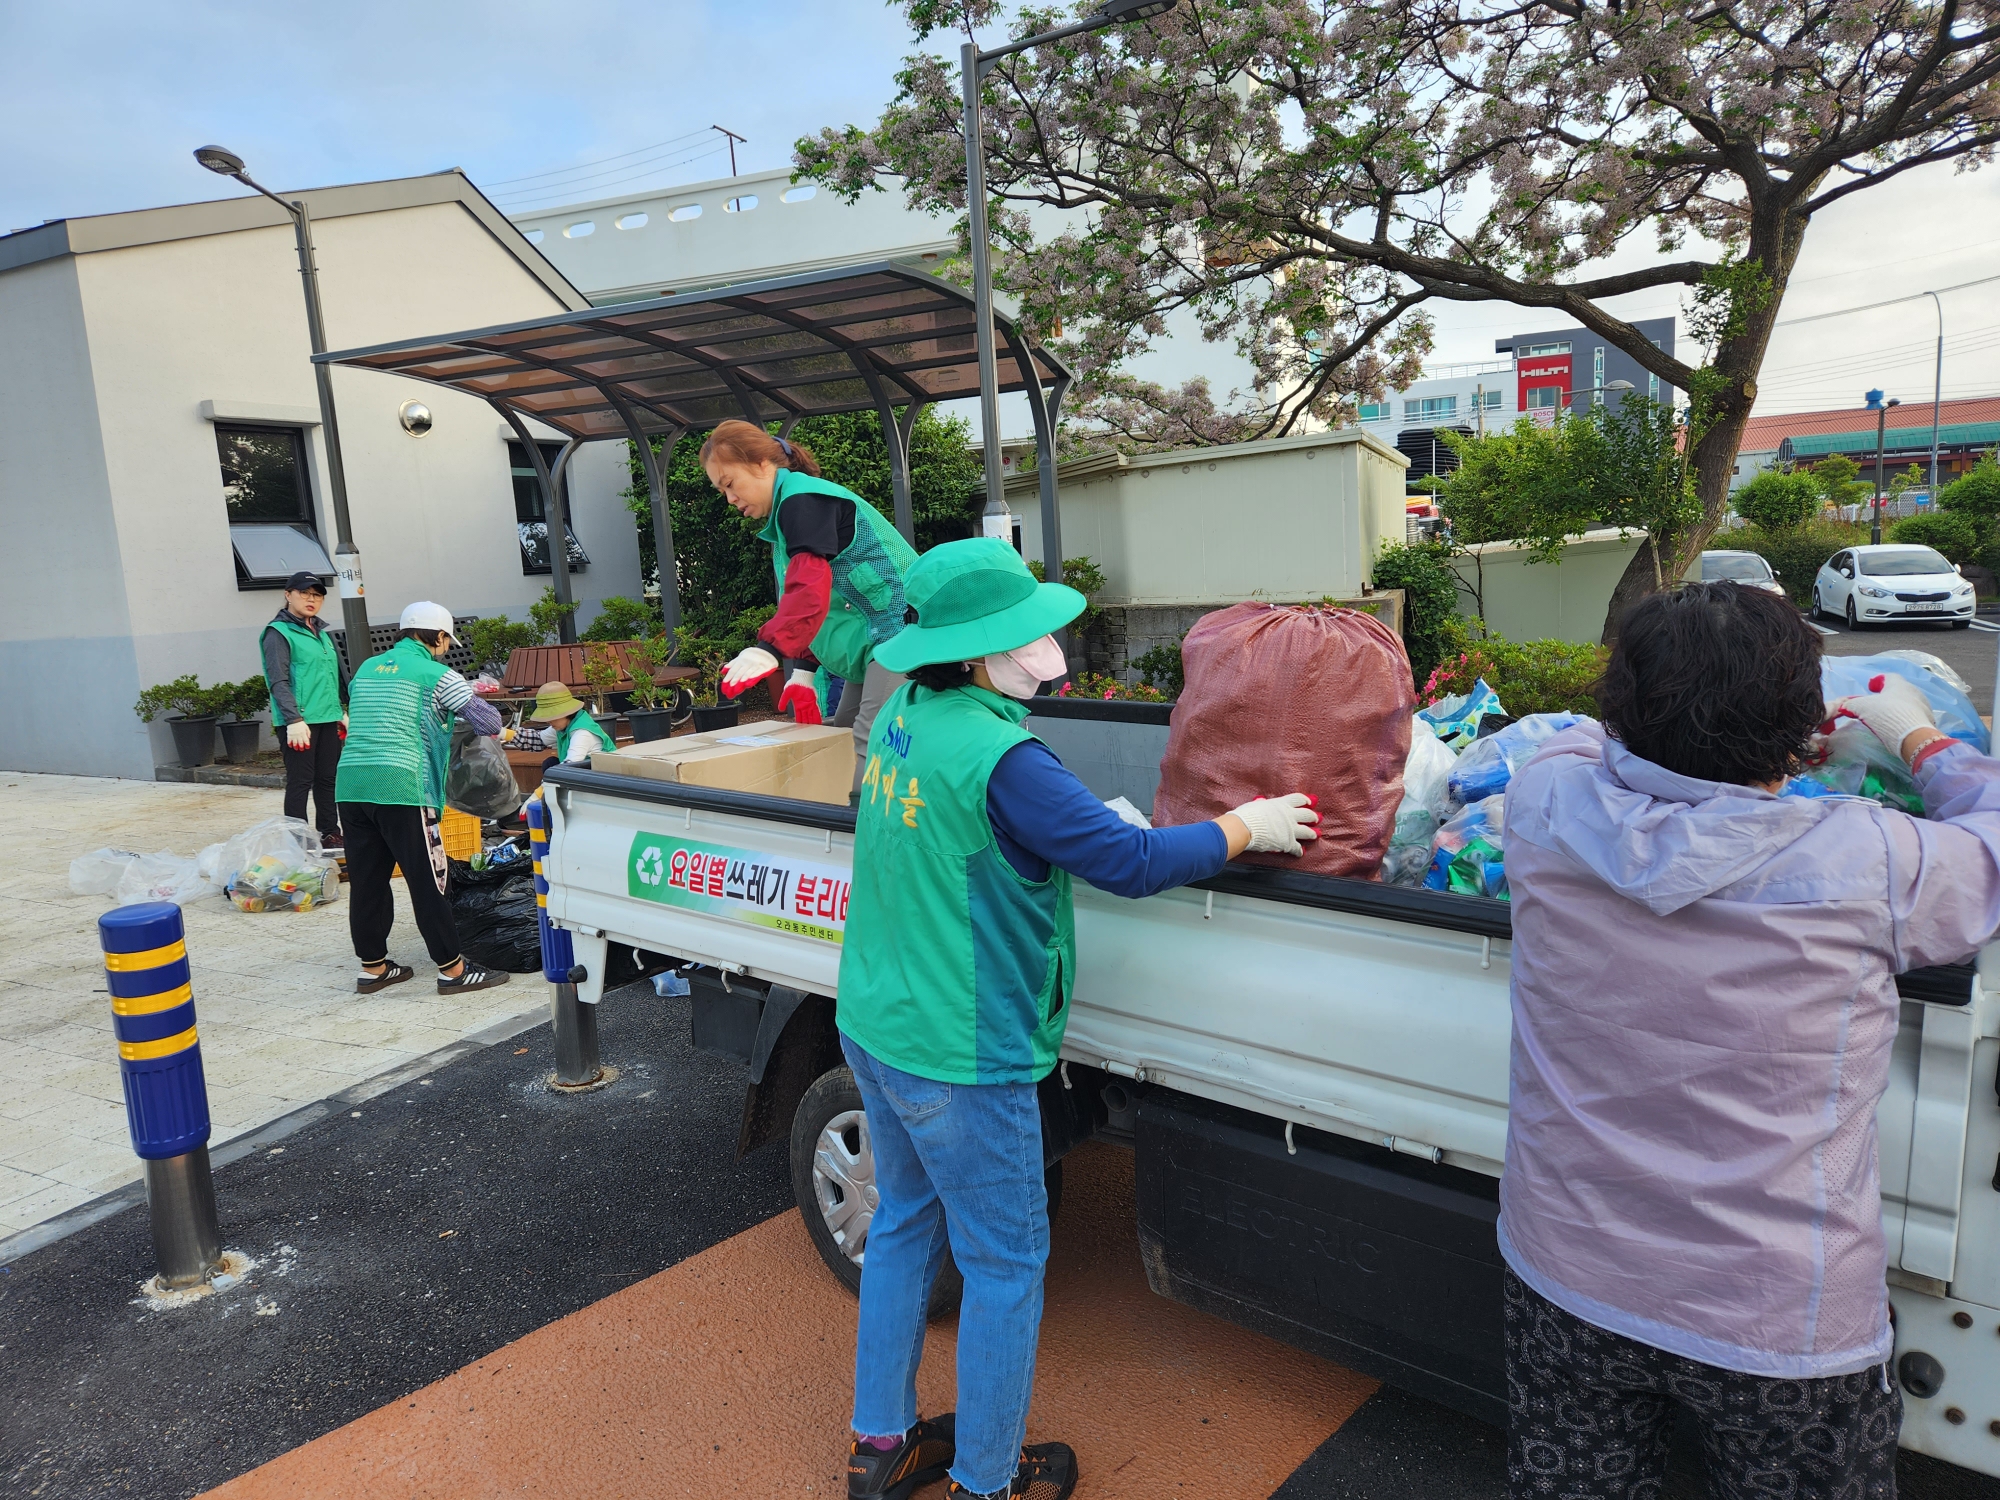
[711,125,745,176]
[1925,290,1944,498]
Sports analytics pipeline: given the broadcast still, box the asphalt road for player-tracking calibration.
[1811,610,1999,715]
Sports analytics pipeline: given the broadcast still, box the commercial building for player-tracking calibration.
[0,172,639,780]
[1730,395,2000,493]
[1359,318,1679,485]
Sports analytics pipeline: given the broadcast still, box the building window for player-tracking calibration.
[1524,386,1564,410]
[1519,341,1571,357]
[1403,395,1458,421]
[1357,402,1389,422]
[1592,347,1606,405]
[217,424,334,590]
[509,441,590,576]
[1475,389,1502,411]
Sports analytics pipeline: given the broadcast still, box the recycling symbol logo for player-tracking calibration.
[635,846,666,887]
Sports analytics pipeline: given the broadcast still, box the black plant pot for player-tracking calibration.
[625,707,674,743]
[690,703,740,733]
[168,715,220,768]
[219,719,263,764]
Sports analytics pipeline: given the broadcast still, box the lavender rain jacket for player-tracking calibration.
[1498,720,2000,1378]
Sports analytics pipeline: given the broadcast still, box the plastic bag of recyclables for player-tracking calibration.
[1819,650,1988,753]
[202,817,339,912]
[1447,712,1581,806]
[69,848,216,906]
[1784,652,1982,815]
[1416,679,1504,750]
[1153,600,1414,878]
[1426,795,1510,900]
[1382,720,1457,888]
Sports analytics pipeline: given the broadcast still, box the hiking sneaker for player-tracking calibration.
[437,963,511,994]
[848,1414,955,1500]
[946,1443,1077,1500]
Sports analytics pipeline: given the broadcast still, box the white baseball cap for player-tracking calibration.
[398,601,456,640]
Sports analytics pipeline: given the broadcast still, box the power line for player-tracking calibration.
[491,145,732,212]
[1773,272,2000,327]
[484,128,712,189]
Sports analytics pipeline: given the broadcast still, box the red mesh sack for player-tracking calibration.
[1155,602,1413,878]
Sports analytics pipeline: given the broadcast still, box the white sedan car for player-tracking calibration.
[1812,543,1976,629]
[1697,550,1786,594]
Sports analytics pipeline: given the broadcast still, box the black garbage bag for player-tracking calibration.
[447,725,523,820]
[448,857,542,973]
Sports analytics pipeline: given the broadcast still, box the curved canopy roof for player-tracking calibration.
[316,261,1068,442]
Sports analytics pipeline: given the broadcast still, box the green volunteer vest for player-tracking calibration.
[263,616,343,724]
[556,707,613,761]
[837,683,1077,1086]
[757,470,917,682]
[334,637,454,809]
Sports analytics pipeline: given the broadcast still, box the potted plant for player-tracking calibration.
[134,674,220,767]
[580,643,628,741]
[219,676,270,764]
[677,627,738,732]
[621,633,680,743]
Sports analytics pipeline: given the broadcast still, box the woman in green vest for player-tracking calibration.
[260,570,350,846]
[834,539,1319,1500]
[511,681,615,768]
[700,420,917,788]
[334,601,511,997]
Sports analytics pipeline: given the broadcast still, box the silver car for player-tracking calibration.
[1697,550,1786,595]
[1811,544,1975,629]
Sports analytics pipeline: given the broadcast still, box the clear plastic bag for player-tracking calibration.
[1417,679,1504,750]
[1384,721,1458,887]
[447,731,523,820]
[227,852,338,912]
[197,817,324,889]
[1821,652,1988,752]
[1424,794,1509,900]
[1446,712,1581,807]
[1795,720,1925,814]
[70,847,218,905]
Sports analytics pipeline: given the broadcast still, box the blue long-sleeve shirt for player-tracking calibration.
[986,739,1228,896]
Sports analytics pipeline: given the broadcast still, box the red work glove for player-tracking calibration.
[720,646,779,700]
[777,668,823,725]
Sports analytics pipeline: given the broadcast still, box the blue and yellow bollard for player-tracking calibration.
[99,901,223,1288]
[527,792,600,1087]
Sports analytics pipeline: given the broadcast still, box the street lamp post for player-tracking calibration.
[1869,394,1902,545]
[1925,290,1944,497]
[195,146,371,673]
[962,0,1178,568]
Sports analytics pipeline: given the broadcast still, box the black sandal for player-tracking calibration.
[356,961,414,994]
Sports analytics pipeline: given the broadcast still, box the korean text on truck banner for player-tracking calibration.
[625,832,849,944]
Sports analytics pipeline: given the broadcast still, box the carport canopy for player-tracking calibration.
[317,262,1072,640]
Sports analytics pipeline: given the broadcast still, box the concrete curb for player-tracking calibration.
[0,1000,551,1268]
[155,764,288,789]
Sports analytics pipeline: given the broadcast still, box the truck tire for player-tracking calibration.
[788,1067,1064,1320]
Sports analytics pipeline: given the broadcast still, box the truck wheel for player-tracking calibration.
[791,1067,963,1318]
[789,1069,1065,1319]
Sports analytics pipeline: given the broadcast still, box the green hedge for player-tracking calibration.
[1373,541,1461,690]
[1422,628,1607,717]
[1887,511,1984,564]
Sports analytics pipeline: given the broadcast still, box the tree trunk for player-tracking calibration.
[1598,211,1809,645]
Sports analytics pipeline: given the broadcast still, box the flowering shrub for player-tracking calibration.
[1421,633,1606,719]
[1057,672,1173,703]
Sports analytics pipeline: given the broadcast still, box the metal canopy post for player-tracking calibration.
[611,401,684,638]
[1005,328,1065,588]
[496,405,578,643]
[859,367,922,544]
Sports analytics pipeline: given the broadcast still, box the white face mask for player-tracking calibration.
[982,634,1067,699]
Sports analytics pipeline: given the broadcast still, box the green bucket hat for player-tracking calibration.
[873,537,1087,673]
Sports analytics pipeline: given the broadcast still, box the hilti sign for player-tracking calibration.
[1518,353,1572,408]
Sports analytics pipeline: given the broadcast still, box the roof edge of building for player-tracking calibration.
[0,170,589,311]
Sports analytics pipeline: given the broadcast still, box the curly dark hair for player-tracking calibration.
[1594,582,1824,786]
[906,661,975,692]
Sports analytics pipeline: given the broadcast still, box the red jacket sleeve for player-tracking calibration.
[759,552,833,660]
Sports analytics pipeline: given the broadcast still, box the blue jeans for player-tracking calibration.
[842,1034,1049,1495]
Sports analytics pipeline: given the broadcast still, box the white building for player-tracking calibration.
[0,171,639,780]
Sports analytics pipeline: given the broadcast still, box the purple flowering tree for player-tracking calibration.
[797,0,2000,636]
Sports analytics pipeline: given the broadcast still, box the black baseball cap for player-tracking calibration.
[284,571,329,594]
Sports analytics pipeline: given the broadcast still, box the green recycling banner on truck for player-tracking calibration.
[625,831,850,944]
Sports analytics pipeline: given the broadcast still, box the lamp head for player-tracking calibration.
[1605,379,1634,393]
[1888,397,1901,408]
[194,145,247,177]
[1094,0,1178,20]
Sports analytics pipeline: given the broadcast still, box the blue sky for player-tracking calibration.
[6,0,1999,415]
[0,0,913,231]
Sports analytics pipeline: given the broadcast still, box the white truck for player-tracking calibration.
[534,699,2000,1480]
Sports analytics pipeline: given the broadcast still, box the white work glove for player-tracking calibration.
[285,720,311,750]
[720,646,779,699]
[1227,793,1321,856]
[1831,674,1938,763]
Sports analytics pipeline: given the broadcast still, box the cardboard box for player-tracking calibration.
[590,722,854,805]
